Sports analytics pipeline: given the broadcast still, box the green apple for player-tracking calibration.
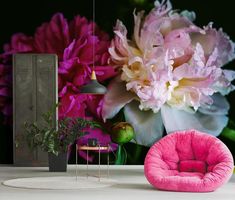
[111,122,135,145]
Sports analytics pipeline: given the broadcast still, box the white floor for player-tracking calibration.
[0,165,235,200]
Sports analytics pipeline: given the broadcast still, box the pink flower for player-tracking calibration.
[0,33,33,123]
[34,13,117,152]
[59,92,87,119]
[3,33,34,56]
[0,64,12,122]
[0,13,117,154]
[32,13,117,93]
[102,0,235,146]
[108,0,235,112]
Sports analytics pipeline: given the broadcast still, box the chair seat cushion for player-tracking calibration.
[179,160,206,173]
[144,129,234,192]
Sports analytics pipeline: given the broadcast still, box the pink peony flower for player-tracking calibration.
[33,13,116,95]
[3,33,34,56]
[107,0,235,113]
[0,33,34,123]
[0,63,12,121]
[0,13,117,157]
[102,0,235,146]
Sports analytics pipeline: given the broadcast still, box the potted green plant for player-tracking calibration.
[24,110,101,172]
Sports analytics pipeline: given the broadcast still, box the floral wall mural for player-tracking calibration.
[0,0,235,164]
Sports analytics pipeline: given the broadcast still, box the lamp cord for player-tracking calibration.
[92,0,95,72]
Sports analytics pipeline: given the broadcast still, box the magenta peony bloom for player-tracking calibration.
[33,13,116,92]
[3,33,34,56]
[0,13,117,157]
[0,33,34,123]
[0,63,12,121]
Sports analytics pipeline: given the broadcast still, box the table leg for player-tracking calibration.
[98,144,101,182]
[86,149,88,179]
[107,144,109,179]
[76,144,78,181]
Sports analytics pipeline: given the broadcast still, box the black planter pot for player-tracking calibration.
[48,152,67,172]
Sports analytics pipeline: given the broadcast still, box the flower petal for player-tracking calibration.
[94,65,117,82]
[161,104,228,136]
[180,10,196,22]
[133,10,144,49]
[3,33,34,55]
[191,23,235,67]
[102,76,135,121]
[109,20,130,65]
[34,13,70,60]
[198,93,229,115]
[59,93,87,118]
[223,69,235,82]
[124,100,164,146]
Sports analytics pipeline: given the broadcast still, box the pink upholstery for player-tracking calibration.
[144,129,234,192]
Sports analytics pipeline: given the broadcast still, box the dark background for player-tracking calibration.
[0,0,235,164]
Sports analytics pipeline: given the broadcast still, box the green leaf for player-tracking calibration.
[23,105,105,155]
[221,127,235,142]
[130,0,146,5]
[115,145,127,165]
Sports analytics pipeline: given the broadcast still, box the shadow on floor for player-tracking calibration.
[111,182,155,191]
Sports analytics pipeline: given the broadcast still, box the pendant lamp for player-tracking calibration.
[80,70,107,94]
[80,0,107,95]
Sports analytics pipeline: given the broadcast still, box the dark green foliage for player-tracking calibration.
[221,121,235,142]
[115,145,127,165]
[24,109,101,156]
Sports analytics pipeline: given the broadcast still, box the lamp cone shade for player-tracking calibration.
[80,70,107,95]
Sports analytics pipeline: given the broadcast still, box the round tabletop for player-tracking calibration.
[78,145,109,151]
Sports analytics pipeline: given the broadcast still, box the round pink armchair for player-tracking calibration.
[144,129,234,192]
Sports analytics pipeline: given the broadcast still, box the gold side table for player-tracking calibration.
[75,144,110,181]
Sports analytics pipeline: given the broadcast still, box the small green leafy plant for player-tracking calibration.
[24,109,101,155]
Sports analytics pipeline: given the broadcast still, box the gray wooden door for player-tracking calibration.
[13,54,58,166]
